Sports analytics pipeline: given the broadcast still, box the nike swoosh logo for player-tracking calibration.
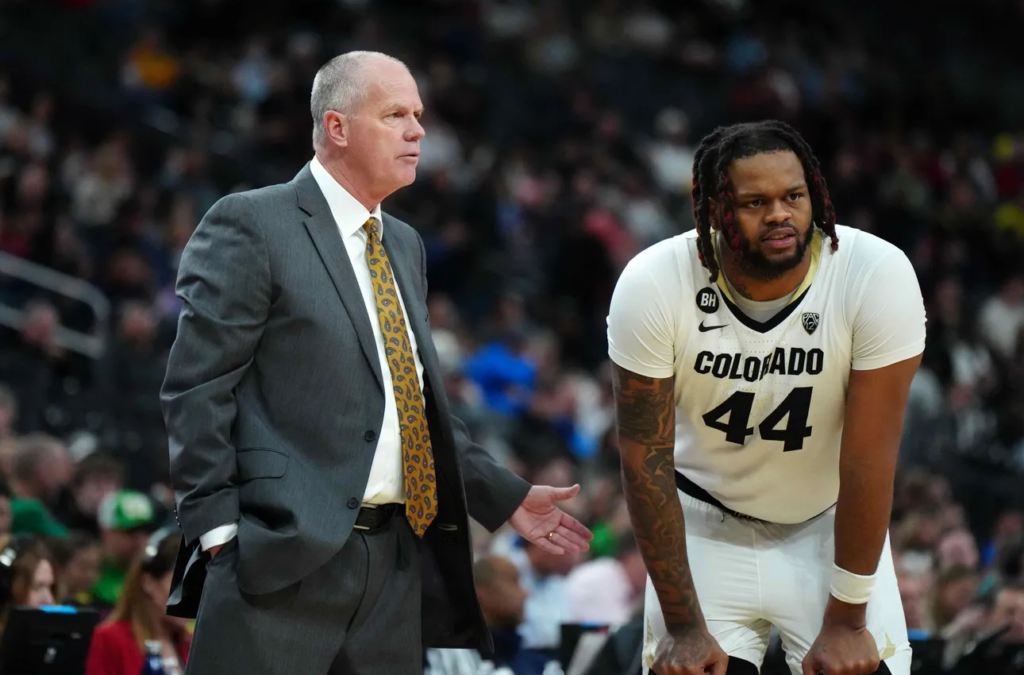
[698,322,728,332]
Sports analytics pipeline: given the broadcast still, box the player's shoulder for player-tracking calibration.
[828,224,922,318]
[620,230,700,282]
[610,231,699,321]
[832,224,910,267]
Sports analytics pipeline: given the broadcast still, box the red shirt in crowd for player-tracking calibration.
[84,620,191,675]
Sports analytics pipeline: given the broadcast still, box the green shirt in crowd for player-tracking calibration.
[11,498,69,539]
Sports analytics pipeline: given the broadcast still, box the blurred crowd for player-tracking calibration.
[0,0,1023,673]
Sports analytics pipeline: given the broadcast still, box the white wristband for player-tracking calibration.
[830,563,876,605]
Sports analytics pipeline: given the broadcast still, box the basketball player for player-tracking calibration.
[606,121,925,675]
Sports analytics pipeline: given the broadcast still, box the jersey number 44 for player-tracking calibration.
[703,387,813,452]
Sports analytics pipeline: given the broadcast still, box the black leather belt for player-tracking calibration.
[353,503,404,534]
[674,471,760,522]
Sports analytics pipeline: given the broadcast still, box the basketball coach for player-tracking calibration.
[159,51,592,675]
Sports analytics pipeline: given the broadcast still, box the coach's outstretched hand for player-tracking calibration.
[802,618,880,675]
[509,484,592,555]
[651,627,728,675]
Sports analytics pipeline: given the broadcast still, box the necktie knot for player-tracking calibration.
[363,217,381,239]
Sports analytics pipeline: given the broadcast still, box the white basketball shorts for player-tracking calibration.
[642,490,911,675]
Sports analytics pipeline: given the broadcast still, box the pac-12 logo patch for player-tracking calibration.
[802,312,820,335]
[696,287,719,313]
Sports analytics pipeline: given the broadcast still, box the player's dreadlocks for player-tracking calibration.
[691,120,838,283]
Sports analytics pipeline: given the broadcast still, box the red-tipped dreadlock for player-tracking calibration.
[690,120,838,283]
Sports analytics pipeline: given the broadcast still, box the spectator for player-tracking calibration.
[52,452,125,537]
[937,528,981,572]
[0,301,67,432]
[120,28,180,96]
[97,302,168,464]
[0,537,57,632]
[500,537,578,657]
[0,479,12,540]
[988,583,1024,643]
[944,583,1024,672]
[50,532,101,606]
[565,533,645,625]
[0,384,16,440]
[85,529,190,675]
[930,564,981,636]
[9,433,72,538]
[978,275,1024,362]
[89,490,157,612]
[425,555,546,675]
[898,568,932,640]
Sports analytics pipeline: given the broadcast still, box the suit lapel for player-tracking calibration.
[295,165,384,394]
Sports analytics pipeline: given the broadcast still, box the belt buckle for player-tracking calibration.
[354,503,375,530]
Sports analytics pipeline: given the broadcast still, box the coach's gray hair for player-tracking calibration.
[310,51,409,149]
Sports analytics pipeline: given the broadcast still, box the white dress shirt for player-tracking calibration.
[199,156,426,550]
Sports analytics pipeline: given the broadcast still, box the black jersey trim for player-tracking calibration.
[719,286,811,333]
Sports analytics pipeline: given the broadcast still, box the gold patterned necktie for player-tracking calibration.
[362,217,437,536]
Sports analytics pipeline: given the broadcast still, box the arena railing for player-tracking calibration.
[0,251,110,360]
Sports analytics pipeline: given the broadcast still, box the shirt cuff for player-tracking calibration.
[199,522,238,550]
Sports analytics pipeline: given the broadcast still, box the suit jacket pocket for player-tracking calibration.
[236,448,288,481]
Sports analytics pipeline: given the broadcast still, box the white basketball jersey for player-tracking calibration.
[607,225,926,524]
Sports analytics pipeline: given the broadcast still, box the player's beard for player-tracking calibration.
[732,223,814,281]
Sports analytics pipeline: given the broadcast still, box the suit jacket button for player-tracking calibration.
[364,430,377,442]
[347,498,360,509]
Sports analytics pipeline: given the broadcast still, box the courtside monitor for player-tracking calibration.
[0,605,99,674]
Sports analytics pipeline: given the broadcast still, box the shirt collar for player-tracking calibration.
[309,155,383,239]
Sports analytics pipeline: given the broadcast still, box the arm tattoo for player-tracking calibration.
[612,365,702,633]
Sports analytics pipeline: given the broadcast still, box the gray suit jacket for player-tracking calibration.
[159,163,531,651]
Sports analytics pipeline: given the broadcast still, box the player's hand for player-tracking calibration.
[651,627,728,675]
[801,623,879,675]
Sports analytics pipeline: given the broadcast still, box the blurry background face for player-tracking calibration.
[897,571,929,630]
[76,472,122,518]
[62,543,100,597]
[40,457,73,504]
[476,557,527,629]
[0,495,11,536]
[939,572,979,622]
[993,511,1024,544]
[937,529,980,571]
[103,528,151,566]
[525,540,578,577]
[26,559,55,607]
[991,588,1024,642]
[142,570,173,611]
[118,303,157,344]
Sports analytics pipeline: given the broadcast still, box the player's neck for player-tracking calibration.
[720,249,812,302]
